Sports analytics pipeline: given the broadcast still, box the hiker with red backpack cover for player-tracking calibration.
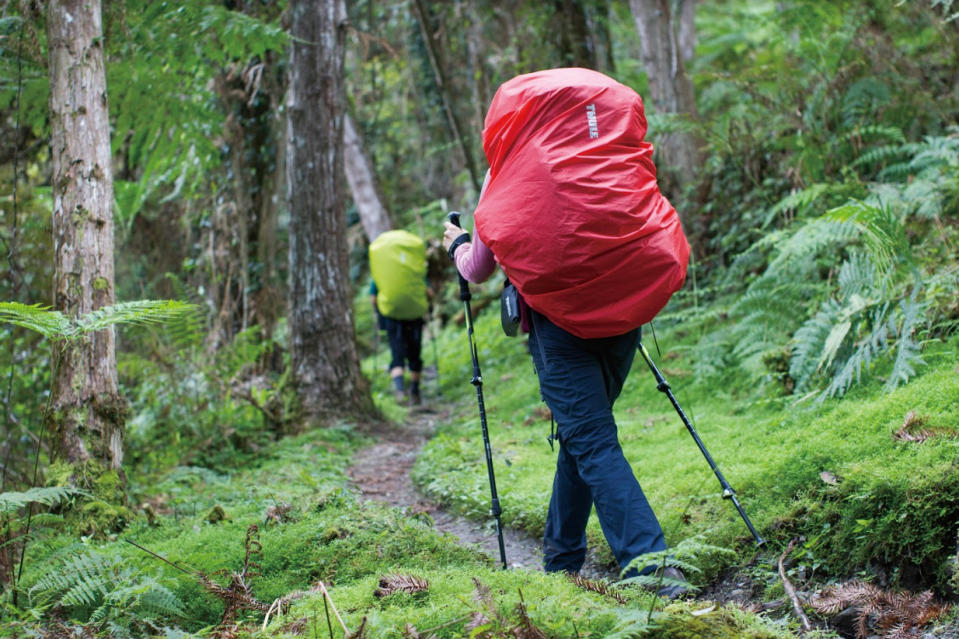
[443,68,690,593]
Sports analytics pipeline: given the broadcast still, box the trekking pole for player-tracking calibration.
[447,211,508,569]
[637,341,765,546]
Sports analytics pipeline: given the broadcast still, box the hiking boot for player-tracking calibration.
[410,390,422,406]
[656,566,688,599]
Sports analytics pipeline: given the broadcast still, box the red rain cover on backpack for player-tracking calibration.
[474,67,690,339]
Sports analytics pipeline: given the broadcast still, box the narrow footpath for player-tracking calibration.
[346,404,616,579]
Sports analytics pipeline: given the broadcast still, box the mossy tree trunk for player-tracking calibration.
[47,0,125,472]
[286,0,373,423]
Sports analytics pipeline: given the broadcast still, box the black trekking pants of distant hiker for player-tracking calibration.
[383,316,424,373]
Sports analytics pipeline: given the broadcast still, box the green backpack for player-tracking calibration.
[369,230,428,320]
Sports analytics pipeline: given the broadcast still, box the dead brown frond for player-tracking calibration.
[276,617,305,636]
[812,580,877,615]
[472,577,496,610]
[464,611,492,636]
[811,580,950,639]
[565,572,628,604]
[202,525,270,633]
[402,623,439,639]
[374,573,430,598]
[465,577,507,636]
[893,411,957,443]
[512,588,548,639]
[894,411,935,443]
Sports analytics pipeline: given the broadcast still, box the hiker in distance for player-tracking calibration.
[442,68,690,596]
[369,229,431,406]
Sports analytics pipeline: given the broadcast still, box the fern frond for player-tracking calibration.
[885,293,927,392]
[820,302,891,400]
[374,574,429,598]
[763,217,859,281]
[566,574,628,604]
[0,486,85,515]
[77,300,197,333]
[603,608,660,639]
[851,143,910,169]
[763,183,832,227]
[825,201,908,274]
[844,123,905,145]
[30,552,118,610]
[136,581,185,618]
[790,299,842,391]
[0,303,70,339]
[837,251,879,298]
[900,177,945,220]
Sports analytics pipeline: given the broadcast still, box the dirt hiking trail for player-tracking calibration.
[346,404,616,579]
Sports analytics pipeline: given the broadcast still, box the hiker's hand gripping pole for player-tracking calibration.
[447,212,508,569]
[638,341,765,546]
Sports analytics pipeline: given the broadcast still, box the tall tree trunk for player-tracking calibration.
[287,0,372,422]
[628,0,704,209]
[344,113,392,241]
[47,0,124,471]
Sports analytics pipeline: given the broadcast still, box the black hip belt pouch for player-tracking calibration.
[501,279,521,337]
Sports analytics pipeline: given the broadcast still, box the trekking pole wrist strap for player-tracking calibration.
[448,232,470,261]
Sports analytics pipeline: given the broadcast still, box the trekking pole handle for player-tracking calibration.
[447,212,472,302]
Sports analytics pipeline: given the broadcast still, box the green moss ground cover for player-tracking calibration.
[414,310,959,596]
[6,379,794,638]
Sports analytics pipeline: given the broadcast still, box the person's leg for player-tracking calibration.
[406,320,424,403]
[530,311,666,574]
[385,319,407,397]
[542,443,593,572]
[530,323,592,572]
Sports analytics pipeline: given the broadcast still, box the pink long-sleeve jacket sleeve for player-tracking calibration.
[452,230,497,284]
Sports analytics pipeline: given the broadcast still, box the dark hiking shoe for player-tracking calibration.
[656,566,688,599]
[410,390,422,406]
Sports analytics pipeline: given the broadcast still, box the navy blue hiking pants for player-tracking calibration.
[527,309,666,575]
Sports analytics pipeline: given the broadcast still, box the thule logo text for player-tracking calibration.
[586,104,598,139]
